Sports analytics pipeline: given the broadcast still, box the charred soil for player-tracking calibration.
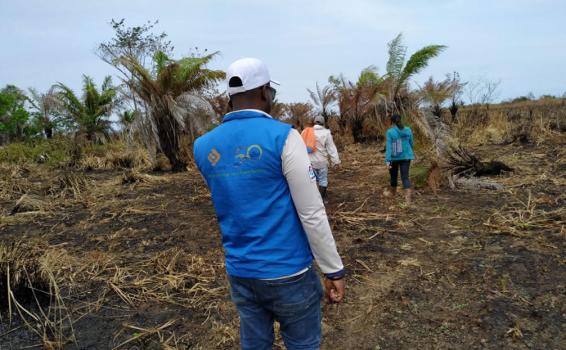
[0,141,564,349]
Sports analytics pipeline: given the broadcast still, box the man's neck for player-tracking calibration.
[226,108,273,119]
[231,103,266,113]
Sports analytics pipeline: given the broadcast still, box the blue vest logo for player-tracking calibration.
[235,144,263,164]
[208,148,221,166]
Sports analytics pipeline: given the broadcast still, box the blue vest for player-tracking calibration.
[194,110,313,279]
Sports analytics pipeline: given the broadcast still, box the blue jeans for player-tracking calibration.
[228,267,324,350]
[390,160,411,189]
[313,167,328,187]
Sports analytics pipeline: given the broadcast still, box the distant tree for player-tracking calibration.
[465,78,501,105]
[419,73,465,120]
[0,85,31,144]
[307,82,336,122]
[283,102,314,130]
[117,51,224,171]
[330,71,383,143]
[97,19,174,133]
[54,76,118,143]
[539,94,557,101]
[270,99,286,120]
[119,109,138,143]
[511,96,531,103]
[207,92,230,121]
[419,76,454,117]
[98,19,173,70]
[447,72,466,121]
[27,87,61,138]
[385,33,447,112]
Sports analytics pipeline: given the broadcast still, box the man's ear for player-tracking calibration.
[228,98,233,110]
[260,85,268,102]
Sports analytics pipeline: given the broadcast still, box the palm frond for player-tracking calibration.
[307,82,336,117]
[53,82,84,119]
[398,45,447,88]
[307,86,321,107]
[27,88,41,110]
[82,75,102,117]
[153,51,172,75]
[120,110,137,125]
[357,65,383,87]
[386,33,406,80]
[101,76,114,92]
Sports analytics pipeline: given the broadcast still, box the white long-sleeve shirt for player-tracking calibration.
[282,128,344,275]
[307,125,341,169]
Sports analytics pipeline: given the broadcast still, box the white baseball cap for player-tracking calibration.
[226,58,280,96]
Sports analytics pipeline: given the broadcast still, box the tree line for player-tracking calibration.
[2,19,562,170]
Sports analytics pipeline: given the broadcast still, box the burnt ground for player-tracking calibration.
[0,141,564,349]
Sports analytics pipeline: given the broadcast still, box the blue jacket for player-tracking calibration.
[385,126,414,162]
[193,110,313,279]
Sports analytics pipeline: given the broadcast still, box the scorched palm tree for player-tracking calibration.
[307,82,336,122]
[385,33,447,112]
[28,87,61,139]
[118,51,224,171]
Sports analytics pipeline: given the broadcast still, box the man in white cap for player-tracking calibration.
[303,115,341,203]
[194,58,345,350]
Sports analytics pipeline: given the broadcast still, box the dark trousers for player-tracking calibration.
[390,160,411,189]
[228,267,323,350]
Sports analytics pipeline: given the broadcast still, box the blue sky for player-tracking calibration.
[1,0,565,103]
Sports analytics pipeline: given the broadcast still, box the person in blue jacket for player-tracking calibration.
[385,114,415,203]
[194,58,345,350]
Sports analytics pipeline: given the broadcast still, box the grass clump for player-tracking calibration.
[0,138,72,165]
[78,142,152,170]
[410,163,430,189]
[0,138,151,170]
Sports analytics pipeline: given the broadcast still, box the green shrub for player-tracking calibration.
[410,162,430,189]
[0,138,72,164]
[0,138,152,170]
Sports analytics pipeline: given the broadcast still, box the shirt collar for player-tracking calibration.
[314,125,325,129]
[223,109,273,122]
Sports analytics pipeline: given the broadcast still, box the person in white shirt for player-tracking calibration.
[304,115,341,203]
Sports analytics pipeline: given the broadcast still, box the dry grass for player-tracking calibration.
[334,197,392,230]
[1,237,229,348]
[10,194,49,215]
[78,147,152,171]
[48,172,91,200]
[105,248,225,310]
[0,165,33,201]
[454,101,566,146]
[0,241,76,348]
[121,169,161,185]
[484,190,565,238]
